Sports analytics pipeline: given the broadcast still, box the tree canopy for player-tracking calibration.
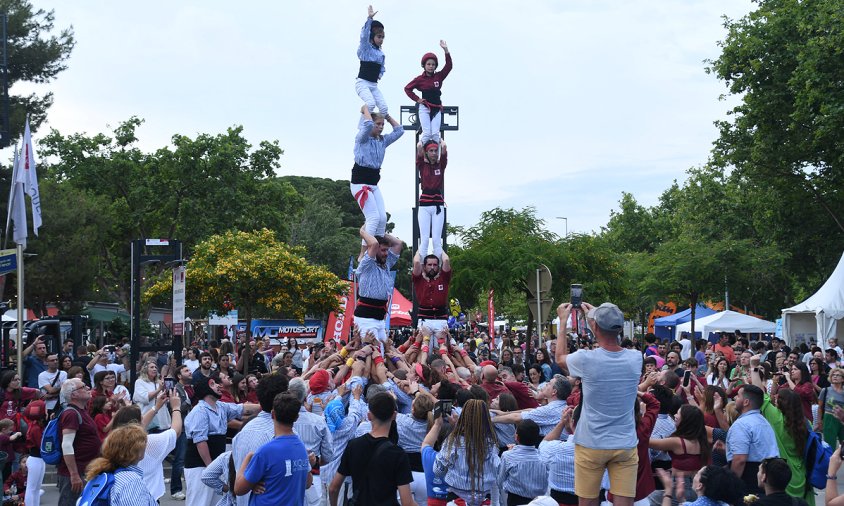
[3,0,75,139]
[144,228,345,328]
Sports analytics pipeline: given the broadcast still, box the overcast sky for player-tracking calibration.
[22,0,755,242]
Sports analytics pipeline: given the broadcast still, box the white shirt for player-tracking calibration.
[90,363,126,385]
[133,379,171,430]
[184,359,199,373]
[139,428,178,500]
[676,337,692,361]
[37,370,67,410]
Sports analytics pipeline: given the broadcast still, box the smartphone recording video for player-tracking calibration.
[570,284,583,309]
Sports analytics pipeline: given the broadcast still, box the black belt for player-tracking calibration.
[351,163,381,185]
[507,493,532,506]
[418,305,448,319]
[358,61,381,82]
[355,296,388,320]
[407,451,423,473]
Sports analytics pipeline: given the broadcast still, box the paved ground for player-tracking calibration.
[37,464,843,505]
[41,471,185,505]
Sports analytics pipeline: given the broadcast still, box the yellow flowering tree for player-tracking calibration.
[144,228,345,340]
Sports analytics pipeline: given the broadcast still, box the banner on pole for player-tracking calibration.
[172,265,186,335]
[487,288,495,344]
[325,281,354,343]
[0,249,17,276]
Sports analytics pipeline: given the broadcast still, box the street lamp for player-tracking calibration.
[556,217,568,238]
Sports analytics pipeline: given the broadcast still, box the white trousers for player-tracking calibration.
[418,319,449,336]
[355,317,387,343]
[304,474,322,506]
[185,467,215,506]
[25,456,45,506]
[418,103,442,144]
[355,78,388,115]
[417,205,445,258]
[410,470,428,506]
[350,183,387,246]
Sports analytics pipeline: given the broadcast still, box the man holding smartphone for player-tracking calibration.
[555,301,641,506]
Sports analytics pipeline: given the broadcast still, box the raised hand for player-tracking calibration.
[440,40,448,50]
[368,5,377,18]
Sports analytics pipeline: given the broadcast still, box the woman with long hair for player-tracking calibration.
[701,385,728,429]
[810,357,830,393]
[648,404,710,502]
[527,364,546,393]
[243,374,259,404]
[85,424,157,505]
[748,361,814,504]
[59,355,73,372]
[90,370,129,414]
[705,357,730,390]
[533,349,552,382]
[782,361,816,421]
[132,361,171,433]
[433,399,499,506]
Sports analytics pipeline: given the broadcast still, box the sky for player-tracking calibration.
[18,0,756,243]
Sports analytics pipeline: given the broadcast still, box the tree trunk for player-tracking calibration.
[689,292,699,341]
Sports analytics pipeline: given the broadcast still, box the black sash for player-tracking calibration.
[354,296,388,320]
[406,451,423,473]
[358,61,381,82]
[185,433,227,469]
[352,163,381,185]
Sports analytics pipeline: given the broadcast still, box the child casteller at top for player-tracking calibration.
[356,5,388,116]
[404,41,452,146]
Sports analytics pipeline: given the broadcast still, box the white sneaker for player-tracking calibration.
[171,491,186,500]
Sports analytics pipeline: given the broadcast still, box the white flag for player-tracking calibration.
[8,146,27,248]
[16,119,41,235]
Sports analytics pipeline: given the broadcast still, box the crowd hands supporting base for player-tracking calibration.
[3,301,844,506]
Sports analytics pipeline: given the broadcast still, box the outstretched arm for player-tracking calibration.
[555,303,573,370]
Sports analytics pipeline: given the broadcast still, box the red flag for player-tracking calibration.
[487,288,495,345]
[325,281,355,343]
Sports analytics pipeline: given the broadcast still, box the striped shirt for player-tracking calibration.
[294,406,335,463]
[650,414,676,462]
[498,445,550,498]
[396,413,428,453]
[383,380,413,414]
[523,399,567,437]
[322,398,368,482]
[354,120,403,170]
[201,451,237,506]
[231,412,274,506]
[434,437,500,493]
[109,466,157,506]
[185,400,243,443]
[357,17,386,80]
[539,437,576,493]
[356,250,399,300]
[491,412,516,448]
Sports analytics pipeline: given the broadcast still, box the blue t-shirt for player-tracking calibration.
[421,446,448,500]
[243,434,309,506]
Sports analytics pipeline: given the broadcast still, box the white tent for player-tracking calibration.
[782,251,844,347]
[676,310,775,341]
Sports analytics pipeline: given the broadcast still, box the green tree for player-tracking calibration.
[708,0,844,281]
[4,0,75,137]
[39,118,301,306]
[144,228,345,334]
[22,179,114,314]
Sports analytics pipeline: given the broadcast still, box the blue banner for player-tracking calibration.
[235,319,323,341]
[0,249,17,276]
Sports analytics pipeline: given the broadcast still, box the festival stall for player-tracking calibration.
[675,310,775,343]
[653,305,717,341]
[782,250,844,347]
